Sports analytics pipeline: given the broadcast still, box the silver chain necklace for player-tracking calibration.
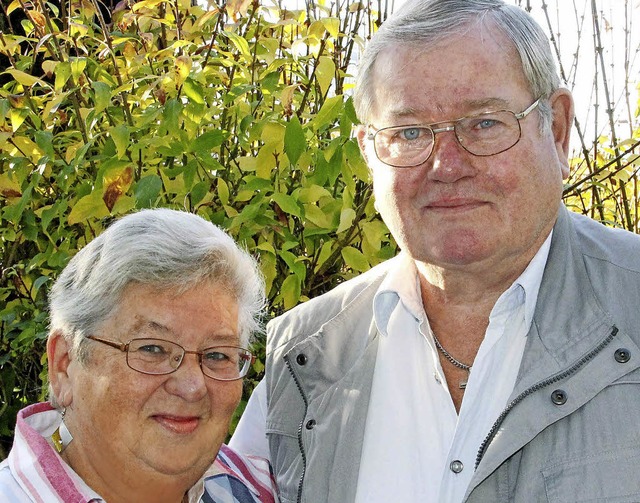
[432,331,472,389]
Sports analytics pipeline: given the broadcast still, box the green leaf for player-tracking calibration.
[284,116,306,166]
[134,175,163,208]
[341,246,370,273]
[311,95,344,132]
[225,31,251,59]
[162,99,182,136]
[191,130,226,153]
[183,77,205,105]
[92,81,112,113]
[110,124,130,159]
[190,181,209,206]
[272,192,302,217]
[281,274,302,310]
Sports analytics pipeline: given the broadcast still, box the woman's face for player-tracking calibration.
[49,281,243,497]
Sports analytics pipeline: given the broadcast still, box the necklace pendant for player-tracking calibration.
[459,379,467,390]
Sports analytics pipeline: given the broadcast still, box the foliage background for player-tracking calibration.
[0,0,638,459]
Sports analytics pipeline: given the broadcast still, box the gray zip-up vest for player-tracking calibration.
[266,206,640,503]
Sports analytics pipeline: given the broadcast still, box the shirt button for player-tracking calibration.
[450,460,464,473]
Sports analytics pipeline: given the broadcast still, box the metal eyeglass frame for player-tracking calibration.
[86,335,255,381]
[366,98,541,168]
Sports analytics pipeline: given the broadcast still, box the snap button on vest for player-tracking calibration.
[450,460,464,473]
[296,353,308,365]
[614,348,631,363]
[551,389,567,405]
[305,419,316,430]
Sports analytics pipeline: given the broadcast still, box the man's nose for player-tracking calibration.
[427,128,476,182]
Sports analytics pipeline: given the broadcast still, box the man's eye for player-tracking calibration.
[399,127,422,140]
[477,118,499,129]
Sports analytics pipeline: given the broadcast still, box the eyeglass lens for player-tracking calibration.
[373,110,523,168]
[126,338,251,380]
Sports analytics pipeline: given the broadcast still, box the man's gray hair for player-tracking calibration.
[49,208,266,354]
[354,0,561,128]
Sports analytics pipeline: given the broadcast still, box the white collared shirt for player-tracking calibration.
[231,234,552,503]
[355,234,551,503]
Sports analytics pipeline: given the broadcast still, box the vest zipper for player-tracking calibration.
[284,355,308,503]
[475,325,619,469]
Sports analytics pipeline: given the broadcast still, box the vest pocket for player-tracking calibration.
[542,445,640,502]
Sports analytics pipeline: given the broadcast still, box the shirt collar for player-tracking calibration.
[509,230,553,331]
[373,231,553,337]
[373,253,423,336]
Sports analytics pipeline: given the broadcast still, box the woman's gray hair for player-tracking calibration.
[354,0,561,129]
[49,208,266,355]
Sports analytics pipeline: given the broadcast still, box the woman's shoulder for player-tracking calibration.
[202,444,278,503]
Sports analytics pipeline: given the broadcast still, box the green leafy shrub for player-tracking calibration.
[0,0,398,456]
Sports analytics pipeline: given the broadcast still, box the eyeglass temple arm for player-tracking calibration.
[87,335,128,352]
[514,98,540,119]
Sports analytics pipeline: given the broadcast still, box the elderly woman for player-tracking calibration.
[0,209,278,502]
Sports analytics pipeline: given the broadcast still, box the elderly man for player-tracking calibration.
[231,0,640,501]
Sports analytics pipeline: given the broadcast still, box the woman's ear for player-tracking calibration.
[47,331,75,407]
[549,88,575,179]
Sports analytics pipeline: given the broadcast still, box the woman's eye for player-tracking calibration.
[203,351,229,362]
[138,344,167,354]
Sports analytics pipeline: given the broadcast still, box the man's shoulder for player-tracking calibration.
[569,210,640,270]
[266,257,396,344]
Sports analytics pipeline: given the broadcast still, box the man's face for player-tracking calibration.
[358,27,573,276]
[61,282,242,491]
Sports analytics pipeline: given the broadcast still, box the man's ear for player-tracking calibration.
[355,124,372,164]
[549,88,574,179]
[47,331,75,407]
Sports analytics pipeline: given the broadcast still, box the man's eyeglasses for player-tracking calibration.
[366,98,541,168]
[86,336,254,381]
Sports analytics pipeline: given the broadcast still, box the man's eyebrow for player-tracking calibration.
[381,97,515,123]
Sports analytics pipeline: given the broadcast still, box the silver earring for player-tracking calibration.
[51,408,73,453]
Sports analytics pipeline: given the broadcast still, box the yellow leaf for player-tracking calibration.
[0,172,22,198]
[27,10,46,27]
[174,55,192,87]
[217,178,230,205]
[103,166,134,211]
[7,0,21,15]
[10,108,29,132]
[4,69,47,88]
[41,60,57,78]
[316,56,335,97]
[10,136,44,163]
[336,208,356,234]
[68,191,110,225]
[322,17,340,38]
[225,0,252,21]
